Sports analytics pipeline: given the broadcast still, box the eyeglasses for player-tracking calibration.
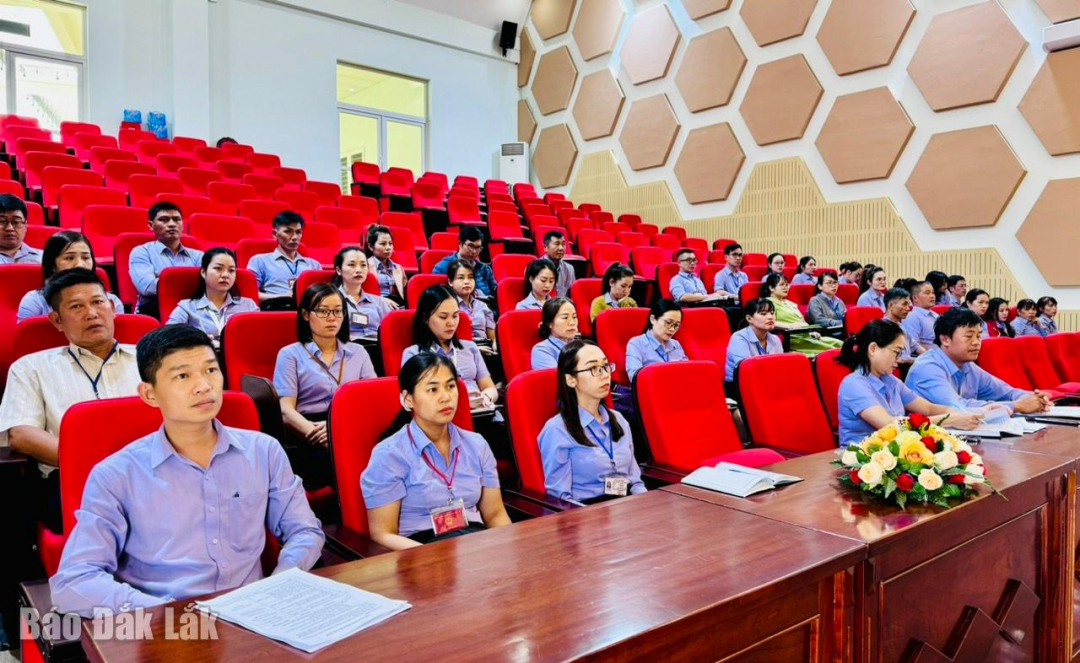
[461,242,483,251]
[0,217,26,228]
[570,362,616,378]
[311,308,345,319]
[659,318,681,331]
[679,257,698,264]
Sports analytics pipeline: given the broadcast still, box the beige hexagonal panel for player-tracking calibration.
[1019,47,1080,156]
[533,124,578,189]
[674,124,745,204]
[621,4,681,85]
[532,46,579,116]
[1035,0,1080,23]
[817,0,915,76]
[740,0,819,47]
[518,29,536,88]
[739,54,823,146]
[619,94,681,171]
[684,0,731,20]
[518,100,537,144]
[815,87,914,184]
[905,126,1026,230]
[1016,178,1080,286]
[530,0,577,41]
[675,28,747,113]
[573,0,625,61]
[572,69,625,140]
[906,1,1026,112]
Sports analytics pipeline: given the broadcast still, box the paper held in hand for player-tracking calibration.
[681,462,802,498]
[196,567,411,653]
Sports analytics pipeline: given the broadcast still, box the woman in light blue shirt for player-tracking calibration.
[362,353,511,549]
[17,230,124,322]
[725,298,784,382]
[537,339,645,503]
[364,224,407,308]
[532,297,579,370]
[856,266,888,310]
[1037,296,1058,335]
[836,319,982,446]
[166,247,258,346]
[516,258,557,310]
[1011,299,1048,337]
[335,247,390,340]
[625,299,688,383]
[447,259,495,342]
[791,256,818,286]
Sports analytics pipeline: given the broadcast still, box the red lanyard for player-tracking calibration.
[407,425,459,493]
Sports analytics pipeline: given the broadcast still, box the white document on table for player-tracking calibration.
[681,462,802,498]
[1046,406,1080,419]
[946,417,1029,439]
[196,567,411,653]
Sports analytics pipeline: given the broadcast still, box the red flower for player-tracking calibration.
[849,469,861,485]
[948,474,966,485]
[956,450,972,464]
[896,473,915,492]
[921,436,937,452]
[908,413,930,430]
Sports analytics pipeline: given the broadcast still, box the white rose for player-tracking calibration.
[967,452,982,466]
[953,440,972,454]
[933,450,958,471]
[841,450,859,466]
[857,461,884,488]
[870,449,897,471]
[964,464,985,485]
[895,431,921,447]
[918,468,943,491]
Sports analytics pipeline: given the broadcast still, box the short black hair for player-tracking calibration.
[742,297,775,320]
[1016,298,1037,312]
[539,297,574,339]
[1037,296,1057,313]
[933,306,983,346]
[838,319,906,373]
[297,282,348,344]
[136,324,216,383]
[674,248,694,262]
[43,267,106,311]
[723,242,742,255]
[964,288,988,306]
[458,225,484,244]
[884,287,910,308]
[543,229,565,246]
[644,298,681,334]
[525,257,556,283]
[273,210,305,229]
[148,201,181,221]
[601,262,634,294]
[946,274,966,288]
[907,280,931,297]
[41,230,96,281]
[215,137,238,148]
[0,193,27,217]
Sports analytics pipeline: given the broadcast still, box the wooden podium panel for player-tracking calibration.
[82,490,864,663]
[666,440,1074,663]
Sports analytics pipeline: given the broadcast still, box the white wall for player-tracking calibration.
[78,0,518,184]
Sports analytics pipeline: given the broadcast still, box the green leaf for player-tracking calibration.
[930,491,950,508]
[884,476,896,499]
[855,449,870,464]
[943,483,961,497]
[895,491,907,509]
[889,441,900,456]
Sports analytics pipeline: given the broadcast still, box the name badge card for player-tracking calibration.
[351,312,369,326]
[603,474,629,497]
[430,498,467,536]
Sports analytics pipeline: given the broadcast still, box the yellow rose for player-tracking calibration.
[895,430,921,447]
[878,425,898,442]
[898,440,934,465]
[860,436,883,453]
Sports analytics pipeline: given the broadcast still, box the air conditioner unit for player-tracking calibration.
[499,142,528,184]
[1044,17,1080,52]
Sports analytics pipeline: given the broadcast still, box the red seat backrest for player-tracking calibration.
[222,312,297,390]
[630,246,665,280]
[0,264,45,311]
[661,226,687,241]
[384,226,419,271]
[836,283,859,306]
[215,161,254,182]
[314,205,366,243]
[650,233,680,252]
[157,266,259,322]
[337,195,380,223]
[58,185,126,229]
[497,309,544,382]
[23,150,80,189]
[595,307,650,386]
[103,161,158,195]
[616,232,648,250]
[177,167,222,196]
[172,136,208,156]
[1046,333,1080,383]
[1013,335,1064,390]
[975,337,1031,390]
[242,173,285,200]
[208,181,258,208]
[813,348,850,433]
[380,211,428,250]
[447,197,481,224]
[82,205,149,260]
[788,284,816,306]
[931,304,952,315]
[128,174,183,209]
[679,308,732,369]
[271,167,307,190]
[275,188,319,214]
[135,140,176,165]
[589,242,631,277]
[420,249,454,273]
[350,161,380,185]
[42,167,103,207]
[405,273,449,310]
[736,353,835,454]
[844,306,883,336]
[237,200,289,228]
[505,368,558,498]
[14,314,159,359]
[569,277,602,337]
[378,309,472,376]
[496,276,528,316]
[492,253,534,283]
[156,154,198,175]
[487,210,526,241]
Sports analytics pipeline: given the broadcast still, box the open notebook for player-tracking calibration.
[681,462,802,498]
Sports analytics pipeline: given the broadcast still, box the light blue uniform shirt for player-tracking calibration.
[515,291,549,310]
[49,422,324,617]
[1012,317,1048,337]
[538,406,645,502]
[371,258,402,297]
[791,273,817,285]
[938,291,960,307]
[129,241,203,311]
[273,341,376,414]
[360,421,499,538]
[625,331,687,383]
[166,293,259,342]
[887,316,921,360]
[713,267,748,299]
[457,296,494,340]
[0,243,42,265]
[669,271,706,301]
[339,286,389,340]
[402,341,490,393]
[18,288,124,323]
[531,336,567,370]
[246,248,321,296]
[838,370,919,446]
[903,307,938,347]
[725,325,784,382]
[1039,315,1058,335]
[905,346,1029,411]
[857,289,886,310]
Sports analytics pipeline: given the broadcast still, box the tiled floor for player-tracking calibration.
[0,650,17,662]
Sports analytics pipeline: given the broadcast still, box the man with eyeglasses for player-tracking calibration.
[247,210,321,311]
[0,193,42,265]
[432,226,497,302]
[129,202,203,317]
[713,242,748,302]
[669,248,727,303]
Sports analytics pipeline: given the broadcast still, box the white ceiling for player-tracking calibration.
[394,0,531,33]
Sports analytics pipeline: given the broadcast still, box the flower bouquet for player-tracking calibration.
[833,413,996,509]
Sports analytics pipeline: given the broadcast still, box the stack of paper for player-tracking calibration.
[197,568,411,653]
[681,462,802,498]
[946,417,1049,438]
[1047,406,1080,419]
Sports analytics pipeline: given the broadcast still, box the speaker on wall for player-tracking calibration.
[499,21,517,56]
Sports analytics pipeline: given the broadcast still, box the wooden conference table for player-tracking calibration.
[82,427,1080,663]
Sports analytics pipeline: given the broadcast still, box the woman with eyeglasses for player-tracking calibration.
[725,298,784,383]
[836,319,982,447]
[762,273,843,357]
[624,299,688,383]
[17,230,124,322]
[532,297,579,370]
[538,339,645,503]
[806,271,846,327]
[274,282,376,488]
[165,247,258,347]
[761,253,785,281]
[335,246,390,341]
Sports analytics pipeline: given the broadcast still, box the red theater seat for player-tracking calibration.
[736,353,836,455]
[222,312,297,390]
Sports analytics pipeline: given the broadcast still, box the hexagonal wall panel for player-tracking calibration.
[740,0,819,47]
[518,30,536,88]
[817,0,915,76]
[1035,0,1080,23]
[619,94,681,171]
[815,87,914,184]
[533,124,578,189]
[683,0,732,19]
[621,4,681,85]
[530,0,577,41]
[905,126,1026,230]
[907,1,1026,112]
[573,0,625,62]
[532,46,578,116]
[739,55,822,146]
[1016,178,1080,286]
[675,28,746,113]
[674,124,745,204]
[518,100,537,144]
[572,69,625,140]
[1019,47,1080,156]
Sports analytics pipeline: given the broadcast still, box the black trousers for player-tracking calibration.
[284,411,334,490]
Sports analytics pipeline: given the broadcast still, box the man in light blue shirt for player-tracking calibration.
[50,325,324,617]
[0,194,41,265]
[246,210,321,308]
[128,201,203,316]
[543,229,576,297]
[883,287,920,361]
[905,307,1051,414]
[669,249,725,303]
[713,242,749,300]
[902,280,938,352]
